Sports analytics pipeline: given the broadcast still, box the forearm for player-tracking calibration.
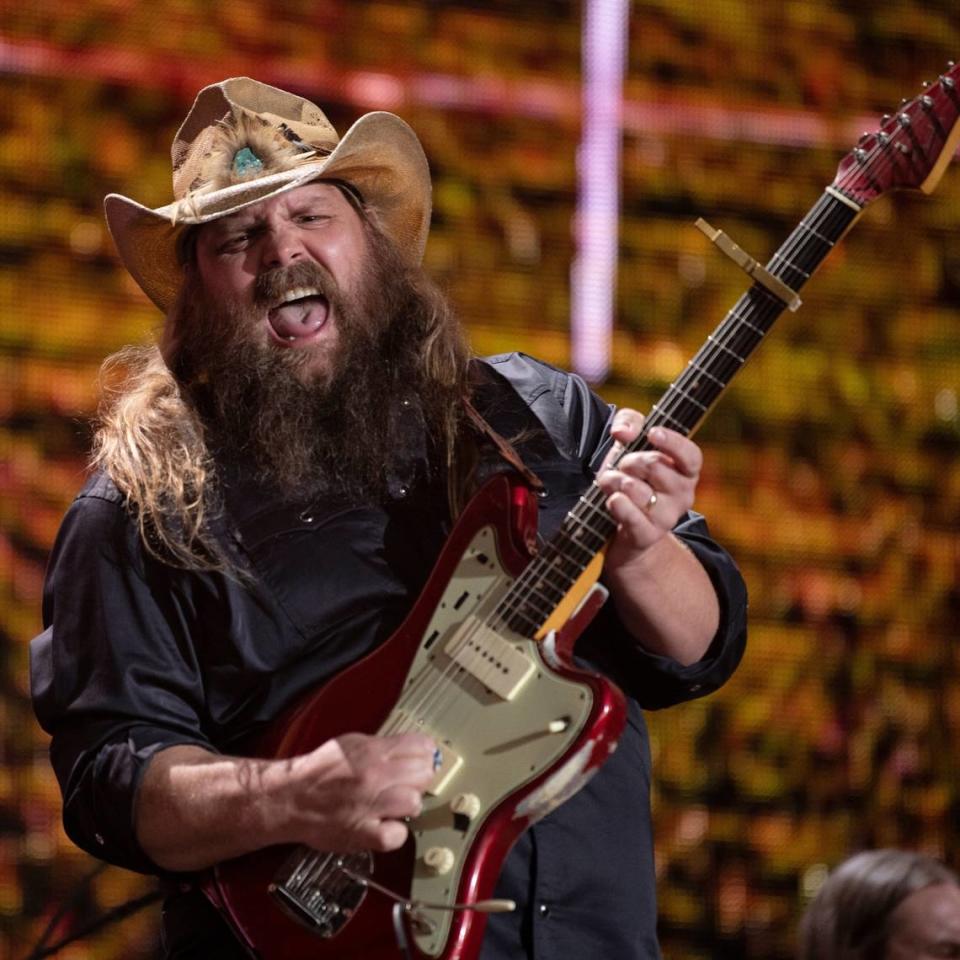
[135,744,291,872]
[604,533,720,666]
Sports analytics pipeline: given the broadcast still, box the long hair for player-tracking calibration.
[91,342,226,570]
[797,849,959,960]
[92,201,471,573]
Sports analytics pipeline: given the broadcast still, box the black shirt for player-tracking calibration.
[30,353,748,959]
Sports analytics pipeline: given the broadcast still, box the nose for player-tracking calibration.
[260,223,305,270]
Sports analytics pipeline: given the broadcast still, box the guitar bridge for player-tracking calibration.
[268,849,372,938]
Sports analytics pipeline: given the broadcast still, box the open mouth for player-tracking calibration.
[266,286,331,345]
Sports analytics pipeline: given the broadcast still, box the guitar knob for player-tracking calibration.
[450,793,482,820]
[423,846,456,876]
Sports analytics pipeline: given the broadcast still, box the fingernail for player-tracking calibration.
[649,427,663,443]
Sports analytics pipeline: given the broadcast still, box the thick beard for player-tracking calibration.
[173,234,469,505]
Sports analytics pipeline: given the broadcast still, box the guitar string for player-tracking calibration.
[286,84,954,891]
[379,183,859,744]
[376,187,846,744]
[461,72,957,753]
[400,111,916,728]
[386,174,861,734]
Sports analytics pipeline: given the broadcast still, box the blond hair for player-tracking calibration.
[91,343,232,572]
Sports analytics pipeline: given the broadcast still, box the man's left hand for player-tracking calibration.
[593,408,717,665]
[595,408,702,560]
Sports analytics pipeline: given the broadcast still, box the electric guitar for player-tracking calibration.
[202,63,960,959]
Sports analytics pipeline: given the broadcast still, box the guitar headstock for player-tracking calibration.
[833,61,960,207]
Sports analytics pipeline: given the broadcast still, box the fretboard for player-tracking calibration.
[494,190,861,638]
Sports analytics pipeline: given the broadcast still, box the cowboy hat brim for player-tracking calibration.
[104,110,432,313]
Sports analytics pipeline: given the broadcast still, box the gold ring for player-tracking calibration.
[645,491,658,511]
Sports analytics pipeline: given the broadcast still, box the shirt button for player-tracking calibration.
[396,485,409,499]
[538,903,550,917]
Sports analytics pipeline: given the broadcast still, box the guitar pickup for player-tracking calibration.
[444,617,536,701]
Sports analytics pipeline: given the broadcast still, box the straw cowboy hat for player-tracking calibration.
[104,77,432,313]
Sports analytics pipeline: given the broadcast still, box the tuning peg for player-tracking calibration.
[921,95,934,109]
[858,132,871,143]
[943,76,956,90]
[898,112,912,126]
[881,113,892,124]
[901,97,910,105]
[947,61,955,68]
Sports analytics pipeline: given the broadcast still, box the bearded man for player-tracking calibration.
[31,78,747,960]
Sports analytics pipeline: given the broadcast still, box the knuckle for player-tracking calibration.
[375,821,409,852]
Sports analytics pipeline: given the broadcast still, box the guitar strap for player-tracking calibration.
[461,396,545,495]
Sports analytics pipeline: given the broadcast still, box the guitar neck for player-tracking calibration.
[495,190,861,638]
[646,189,860,441]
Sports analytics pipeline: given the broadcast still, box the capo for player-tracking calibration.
[695,217,803,312]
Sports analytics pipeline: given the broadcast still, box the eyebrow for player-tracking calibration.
[216,195,339,232]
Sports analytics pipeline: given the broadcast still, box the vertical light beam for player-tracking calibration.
[570,0,629,382]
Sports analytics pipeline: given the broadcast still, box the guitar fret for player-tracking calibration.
[527,576,566,604]
[725,314,767,338]
[540,565,578,593]
[649,403,688,432]
[726,298,778,332]
[498,605,539,633]
[706,334,747,364]
[687,359,726,388]
[578,510,611,542]
[517,592,555,618]
[797,217,836,247]
[502,590,551,619]
[559,524,608,555]
[769,252,812,279]
[668,383,709,412]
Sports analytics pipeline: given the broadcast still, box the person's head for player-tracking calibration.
[93,78,472,570]
[104,77,433,316]
[798,849,960,960]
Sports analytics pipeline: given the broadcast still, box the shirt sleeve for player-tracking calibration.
[572,368,748,708]
[30,480,216,874]
[579,509,748,709]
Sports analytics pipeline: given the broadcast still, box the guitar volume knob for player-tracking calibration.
[450,793,482,820]
[423,846,456,875]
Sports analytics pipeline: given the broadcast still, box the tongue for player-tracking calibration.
[268,296,328,340]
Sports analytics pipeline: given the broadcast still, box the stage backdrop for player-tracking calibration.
[1,2,958,958]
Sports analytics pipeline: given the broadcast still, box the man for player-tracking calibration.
[30,78,747,959]
[798,849,960,959]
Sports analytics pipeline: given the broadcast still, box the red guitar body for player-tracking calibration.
[202,473,627,959]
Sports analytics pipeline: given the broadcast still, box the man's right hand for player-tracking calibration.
[135,733,437,873]
[271,732,438,852]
